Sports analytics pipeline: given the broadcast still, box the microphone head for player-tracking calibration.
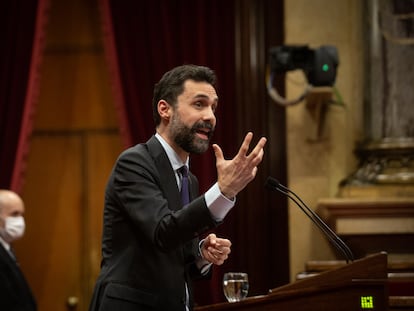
[265,176,280,189]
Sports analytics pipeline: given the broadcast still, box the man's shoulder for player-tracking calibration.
[115,136,164,170]
[121,142,148,155]
[122,136,160,154]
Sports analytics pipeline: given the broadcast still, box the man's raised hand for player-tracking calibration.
[212,132,267,199]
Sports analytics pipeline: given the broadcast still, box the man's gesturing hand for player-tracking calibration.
[213,132,267,199]
[201,233,231,265]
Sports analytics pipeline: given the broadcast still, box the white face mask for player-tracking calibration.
[0,216,25,243]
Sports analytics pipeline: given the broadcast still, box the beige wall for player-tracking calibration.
[284,0,365,280]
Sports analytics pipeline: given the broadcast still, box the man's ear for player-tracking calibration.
[158,100,171,121]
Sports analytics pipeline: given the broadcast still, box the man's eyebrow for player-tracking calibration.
[193,94,219,102]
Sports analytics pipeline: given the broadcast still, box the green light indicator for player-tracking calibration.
[322,64,329,72]
[361,296,374,309]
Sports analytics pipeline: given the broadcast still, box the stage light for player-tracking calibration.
[267,45,339,106]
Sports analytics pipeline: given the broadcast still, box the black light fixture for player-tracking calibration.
[267,45,339,106]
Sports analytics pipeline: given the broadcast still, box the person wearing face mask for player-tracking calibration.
[0,190,37,311]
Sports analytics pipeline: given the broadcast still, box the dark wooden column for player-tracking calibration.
[231,0,289,294]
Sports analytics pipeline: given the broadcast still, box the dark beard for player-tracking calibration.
[171,115,214,154]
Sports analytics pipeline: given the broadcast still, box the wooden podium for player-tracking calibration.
[195,252,389,311]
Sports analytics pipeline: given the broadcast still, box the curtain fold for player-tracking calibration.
[100,0,237,197]
[100,0,237,305]
[0,0,49,192]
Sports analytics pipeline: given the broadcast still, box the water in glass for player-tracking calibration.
[223,272,249,302]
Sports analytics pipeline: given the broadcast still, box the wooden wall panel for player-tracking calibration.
[16,0,123,310]
[85,133,123,299]
[17,135,84,310]
[34,52,117,130]
[46,0,101,49]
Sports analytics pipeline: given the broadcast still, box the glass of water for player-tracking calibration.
[223,272,249,303]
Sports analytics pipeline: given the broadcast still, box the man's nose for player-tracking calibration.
[203,106,216,122]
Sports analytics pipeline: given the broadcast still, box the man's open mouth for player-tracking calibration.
[195,128,211,140]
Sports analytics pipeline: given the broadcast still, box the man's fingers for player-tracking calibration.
[251,147,265,168]
[207,242,231,259]
[208,245,231,254]
[206,233,217,243]
[251,166,258,178]
[202,235,232,265]
[246,137,267,161]
[236,133,267,164]
[202,233,217,250]
[212,144,224,163]
[215,238,231,247]
[206,247,230,264]
[236,132,253,157]
[215,133,266,165]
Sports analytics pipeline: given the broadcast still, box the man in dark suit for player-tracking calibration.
[89,64,267,311]
[0,190,37,311]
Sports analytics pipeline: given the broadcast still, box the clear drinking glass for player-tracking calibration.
[222,272,249,302]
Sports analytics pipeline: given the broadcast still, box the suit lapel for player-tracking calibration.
[145,136,199,209]
[145,136,200,266]
[146,136,182,211]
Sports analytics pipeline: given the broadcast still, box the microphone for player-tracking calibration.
[265,176,354,263]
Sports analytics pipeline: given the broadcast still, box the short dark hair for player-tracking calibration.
[152,64,217,126]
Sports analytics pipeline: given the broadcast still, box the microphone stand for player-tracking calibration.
[266,177,354,263]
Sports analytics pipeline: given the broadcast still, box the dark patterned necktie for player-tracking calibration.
[179,165,190,205]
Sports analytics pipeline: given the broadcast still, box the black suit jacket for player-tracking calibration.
[89,136,218,311]
[0,243,37,311]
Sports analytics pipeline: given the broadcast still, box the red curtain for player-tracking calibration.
[100,0,238,305]
[0,0,49,192]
